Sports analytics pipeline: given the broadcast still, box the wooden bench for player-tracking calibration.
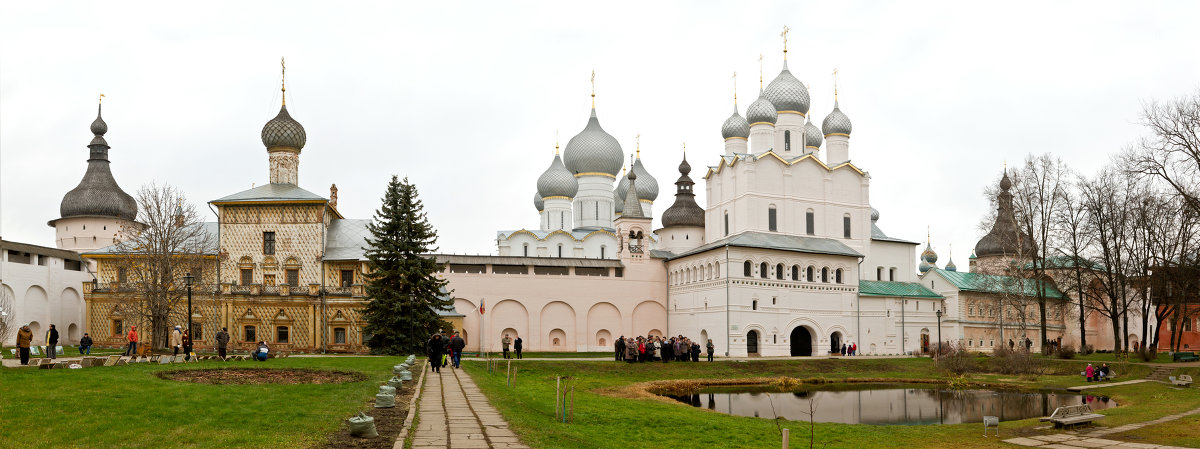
[1170,375,1193,387]
[1174,352,1199,362]
[1042,404,1104,428]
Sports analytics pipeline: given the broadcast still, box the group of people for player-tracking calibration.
[500,333,523,359]
[838,343,859,356]
[1084,363,1112,382]
[426,330,467,373]
[10,321,240,365]
[12,323,77,365]
[616,335,714,363]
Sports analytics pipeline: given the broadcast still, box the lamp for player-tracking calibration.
[935,308,943,358]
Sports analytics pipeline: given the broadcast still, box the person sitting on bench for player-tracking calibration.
[253,341,270,361]
[1097,363,1111,381]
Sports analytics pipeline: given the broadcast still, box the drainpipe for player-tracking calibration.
[725,242,730,357]
[856,256,863,354]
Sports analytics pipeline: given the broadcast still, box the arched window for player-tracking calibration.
[821,267,829,283]
[843,213,852,238]
[768,206,778,232]
[806,209,815,235]
[752,299,758,310]
[835,268,844,284]
[806,266,814,281]
[791,265,799,280]
[743,261,752,277]
[759,262,768,279]
[557,244,563,258]
[724,212,730,236]
[714,262,720,278]
[523,243,529,257]
[600,245,606,259]
[775,263,784,280]
[784,130,791,151]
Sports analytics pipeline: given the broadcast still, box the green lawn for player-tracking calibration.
[0,356,402,448]
[464,351,612,359]
[462,358,1200,449]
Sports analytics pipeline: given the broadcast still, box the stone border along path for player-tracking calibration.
[1002,406,1200,449]
[393,360,429,448]
[409,365,527,449]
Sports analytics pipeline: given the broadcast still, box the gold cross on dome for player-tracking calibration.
[758,54,764,87]
[832,67,840,100]
[590,70,596,107]
[781,25,790,56]
[280,57,287,105]
[636,133,641,158]
[732,71,738,104]
[98,93,105,104]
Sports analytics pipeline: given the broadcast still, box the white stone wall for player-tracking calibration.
[53,216,134,254]
[2,249,91,346]
[572,175,616,230]
[268,150,300,185]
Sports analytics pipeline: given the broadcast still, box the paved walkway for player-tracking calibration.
[1003,406,1200,449]
[1066,379,1149,391]
[410,366,527,449]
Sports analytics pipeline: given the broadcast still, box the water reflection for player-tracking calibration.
[664,383,1115,425]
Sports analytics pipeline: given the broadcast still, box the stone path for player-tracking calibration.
[410,366,527,449]
[1002,406,1200,449]
[1066,379,1149,391]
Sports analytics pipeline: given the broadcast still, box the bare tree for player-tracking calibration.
[1126,89,1200,214]
[110,183,214,351]
[1009,154,1068,347]
[1079,168,1137,352]
[1053,179,1094,351]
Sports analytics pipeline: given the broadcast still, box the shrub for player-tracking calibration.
[1081,344,1095,355]
[1056,346,1076,360]
[935,342,977,375]
[991,345,1047,376]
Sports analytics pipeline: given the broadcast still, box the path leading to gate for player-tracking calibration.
[409,366,527,449]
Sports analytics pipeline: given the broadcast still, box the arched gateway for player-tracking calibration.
[790,327,812,356]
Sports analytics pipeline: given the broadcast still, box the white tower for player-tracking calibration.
[562,76,624,230]
[536,148,578,232]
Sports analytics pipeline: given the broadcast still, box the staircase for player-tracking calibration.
[1146,365,1174,381]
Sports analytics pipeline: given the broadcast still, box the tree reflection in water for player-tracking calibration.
[664,383,1114,425]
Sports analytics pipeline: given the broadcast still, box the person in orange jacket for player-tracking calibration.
[125,325,139,356]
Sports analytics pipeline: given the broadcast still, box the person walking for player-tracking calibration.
[501,333,512,359]
[514,335,523,359]
[79,333,93,355]
[16,324,33,365]
[182,329,193,361]
[215,327,230,359]
[449,332,466,368]
[427,334,445,373]
[170,325,183,357]
[615,336,626,362]
[706,339,715,362]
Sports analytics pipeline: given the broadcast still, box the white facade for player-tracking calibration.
[1,241,93,346]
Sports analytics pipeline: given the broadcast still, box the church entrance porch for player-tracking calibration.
[790,326,812,356]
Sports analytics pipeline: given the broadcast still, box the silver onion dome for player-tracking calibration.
[764,61,810,114]
[613,168,629,214]
[746,89,777,125]
[721,106,750,140]
[804,118,823,149]
[822,101,853,136]
[261,105,307,149]
[563,108,623,176]
[534,192,544,212]
[631,157,659,202]
[870,207,880,222]
[536,154,579,199]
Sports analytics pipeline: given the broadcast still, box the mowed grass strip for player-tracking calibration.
[0,357,402,448]
[461,358,1200,449]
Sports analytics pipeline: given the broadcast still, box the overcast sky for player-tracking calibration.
[2,2,1198,267]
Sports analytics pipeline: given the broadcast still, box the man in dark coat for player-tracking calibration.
[691,341,701,362]
[215,327,231,359]
[46,324,59,359]
[661,337,673,364]
[449,332,466,368]
[79,333,93,355]
[514,335,523,359]
[427,334,444,373]
[615,336,625,362]
[16,325,33,365]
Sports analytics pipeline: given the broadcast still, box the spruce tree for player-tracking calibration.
[362,176,452,354]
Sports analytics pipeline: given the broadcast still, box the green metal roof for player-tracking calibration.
[928,268,1066,299]
[858,280,943,298]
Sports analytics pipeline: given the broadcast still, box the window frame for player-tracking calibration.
[263,231,276,255]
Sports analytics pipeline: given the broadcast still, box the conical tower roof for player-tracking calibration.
[57,103,137,222]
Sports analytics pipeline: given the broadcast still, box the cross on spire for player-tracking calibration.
[636,133,641,159]
[758,54,764,88]
[781,25,790,59]
[590,70,596,107]
[832,67,840,102]
[98,93,105,104]
[732,71,738,105]
[281,57,287,106]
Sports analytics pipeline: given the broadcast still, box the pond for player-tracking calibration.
[662,383,1116,425]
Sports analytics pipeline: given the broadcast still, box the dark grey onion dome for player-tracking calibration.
[975,170,1036,258]
[822,101,853,136]
[661,153,705,228]
[631,157,659,202]
[613,167,629,214]
[563,108,623,176]
[721,106,750,140]
[261,105,307,149]
[59,104,137,221]
[534,192,544,212]
[536,154,579,198]
[764,61,810,114]
[746,89,777,126]
[804,118,823,149]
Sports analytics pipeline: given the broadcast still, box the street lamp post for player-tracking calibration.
[936,309,943,358]
[183,273,194,337]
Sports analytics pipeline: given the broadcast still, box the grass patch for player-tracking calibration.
[462,358,1200,449]
[0,356,404,448]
